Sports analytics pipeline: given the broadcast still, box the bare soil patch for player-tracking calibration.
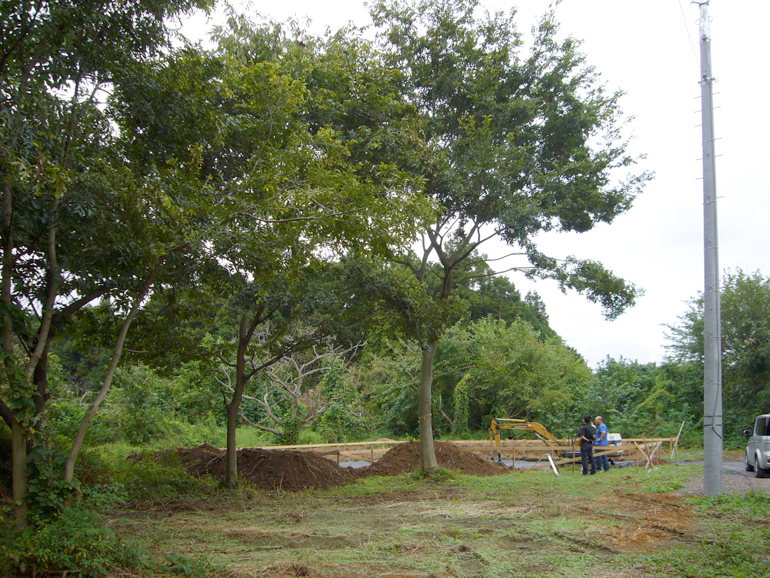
[597,493,694,552]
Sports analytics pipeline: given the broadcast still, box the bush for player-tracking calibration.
[26,447,80,521]
[116,455,218,503]
[47,399,88,441]
[1,507,146,577]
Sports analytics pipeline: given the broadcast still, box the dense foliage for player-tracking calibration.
[2,0,768,574]
[666,269,770,443]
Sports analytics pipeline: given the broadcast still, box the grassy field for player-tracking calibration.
[107,459,770,578]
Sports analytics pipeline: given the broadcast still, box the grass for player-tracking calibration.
[639,490,770,578]
[85,458,770,578]
[15,440,755,578]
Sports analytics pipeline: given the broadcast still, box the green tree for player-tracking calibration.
[116,19,433,486]
[435,318,590,437]
[368,0,650,471]
[666,269,770,444]
[352,335,428,437]
[355,316,589,439]
[428,252,556,339]
[0,0,212,527]
[581,357,700,441]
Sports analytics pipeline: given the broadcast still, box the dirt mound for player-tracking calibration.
[131,441,504,492]
[230,448,356,491]
[359,440,507,477]
[133,445,356,492]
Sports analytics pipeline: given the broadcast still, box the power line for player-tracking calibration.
[679,0,699,63]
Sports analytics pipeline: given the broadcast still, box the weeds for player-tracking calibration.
[688,487,770,516]
[1,507,147,578]
[638,489,770,578]
[409,467,455,483]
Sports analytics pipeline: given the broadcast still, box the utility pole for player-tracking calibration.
[697,0,723,496]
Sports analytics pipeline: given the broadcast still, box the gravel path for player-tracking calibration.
[675,461,770,496]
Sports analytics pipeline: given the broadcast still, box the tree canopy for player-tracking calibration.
[1,0,215,528]
[361,0,650,470]
[666,269,770,441]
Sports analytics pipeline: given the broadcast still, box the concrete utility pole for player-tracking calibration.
[697,0,723,496]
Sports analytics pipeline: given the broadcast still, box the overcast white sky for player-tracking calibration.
[182,1,770,368]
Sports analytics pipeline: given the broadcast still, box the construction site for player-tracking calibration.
[136,419,678,492]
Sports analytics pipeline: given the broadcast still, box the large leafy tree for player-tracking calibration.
[0,0,212,527]
[354,316,588,438]
[368,0,650,471]
[436,317,589,437]
[116,18,433,486]
[666,269,770,443]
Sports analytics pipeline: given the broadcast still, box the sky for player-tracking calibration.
[181,1,770,368]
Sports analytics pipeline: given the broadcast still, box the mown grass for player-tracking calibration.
[6,443,765,578]
[638,489,770,578]
[84,459,770,578]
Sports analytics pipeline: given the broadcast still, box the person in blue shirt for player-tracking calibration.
[594,415,611,472]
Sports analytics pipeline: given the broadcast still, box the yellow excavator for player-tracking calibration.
[489,418,559,461]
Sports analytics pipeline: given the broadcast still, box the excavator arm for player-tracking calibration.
[489,418,559,461]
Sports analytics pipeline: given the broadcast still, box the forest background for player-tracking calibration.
[2,0,770,554]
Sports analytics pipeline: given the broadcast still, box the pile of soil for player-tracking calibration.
[359,440,507,477]
[134,440,505,492]
[133,444,356,492]
[231,448,357,491]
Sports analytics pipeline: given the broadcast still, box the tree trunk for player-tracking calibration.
[419,341,439,473]
[64,259,164,482]
[3,182,28,528]
[224,314,256,487]
[11,418,29,529]
[225,399,239,487]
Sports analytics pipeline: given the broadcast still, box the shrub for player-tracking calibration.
[116,455,218,503]
[1,507,146,578]
[26,447,80,521]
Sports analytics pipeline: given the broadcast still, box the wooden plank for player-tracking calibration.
[646,440,664,470]
[546,454,559,476]
[671,422,686,459]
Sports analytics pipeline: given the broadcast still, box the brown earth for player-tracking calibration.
[358,440,508,478]
[132,440,506,492]
[133,442,768,498]
[132,444,356,491]
[596,492,694,553]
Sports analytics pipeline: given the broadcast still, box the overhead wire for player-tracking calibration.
[679,0,699,64]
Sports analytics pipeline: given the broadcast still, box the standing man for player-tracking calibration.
[594,416,611,472]
[578,415,597,475]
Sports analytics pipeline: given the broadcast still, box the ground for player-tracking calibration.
[116,443,769,577]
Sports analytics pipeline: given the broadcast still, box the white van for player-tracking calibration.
[744,414,770,478]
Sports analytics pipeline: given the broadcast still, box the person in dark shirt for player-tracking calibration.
[578,414,597,475]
